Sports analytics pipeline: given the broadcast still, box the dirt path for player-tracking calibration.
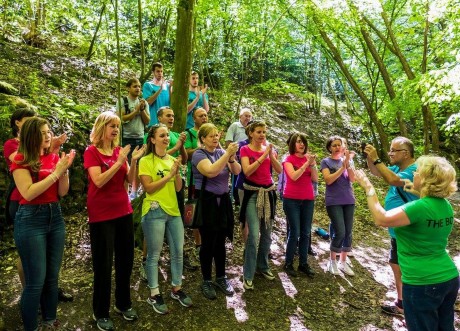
[1,196,459,331]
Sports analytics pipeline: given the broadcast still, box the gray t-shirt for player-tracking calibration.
[116,97,149,139]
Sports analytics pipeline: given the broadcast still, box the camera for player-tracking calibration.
[361,142,368,157]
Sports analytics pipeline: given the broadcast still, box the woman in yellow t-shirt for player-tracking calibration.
[139,124,192,315]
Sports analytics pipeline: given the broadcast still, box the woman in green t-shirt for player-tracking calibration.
[355,156,459,331]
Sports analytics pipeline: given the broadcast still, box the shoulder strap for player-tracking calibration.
[395,186,409,203]
[123,96,130,114]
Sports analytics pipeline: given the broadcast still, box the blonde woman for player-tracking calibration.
[84,111,144,330]
[355,156,459,331]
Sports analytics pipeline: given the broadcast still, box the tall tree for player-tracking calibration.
[171,0,195,131]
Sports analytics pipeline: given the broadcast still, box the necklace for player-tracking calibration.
[155,152,167,159]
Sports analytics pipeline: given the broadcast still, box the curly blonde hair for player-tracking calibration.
[416,156,457,198]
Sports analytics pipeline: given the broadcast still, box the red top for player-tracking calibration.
[4,138,21,201]
[83,145,133,223]
[240,145,273,186]
[283,154,314,200]
[10,152,60,205]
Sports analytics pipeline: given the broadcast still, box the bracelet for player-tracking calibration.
[229,160,235,163]
[49,173,59,183]
[256,159,262,165]
[309,164,316,168]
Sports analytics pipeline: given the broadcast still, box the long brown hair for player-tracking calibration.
[17,117,52,172]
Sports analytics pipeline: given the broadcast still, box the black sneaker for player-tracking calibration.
[147,294,168,314]
[114,306,138,321]
[298,264,315,277]
[93,314,114,331]
[201,280,217,300]
[214,277,234,296]
[381,304,404,317]
[170,289,193,307]
[58,288,73,302]
[284,264,297,277]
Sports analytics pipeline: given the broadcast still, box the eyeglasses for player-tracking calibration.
[388,149,407,154]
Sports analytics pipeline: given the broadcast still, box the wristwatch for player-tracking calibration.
[373,159,382,165]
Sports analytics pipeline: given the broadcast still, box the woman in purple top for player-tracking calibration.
[320,136,356,276]
[192,123,241,300]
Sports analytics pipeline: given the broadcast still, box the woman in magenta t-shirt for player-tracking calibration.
[11,117,75,331]
[239,120,282,290]
[84,111,145,328]
[282,132,318,278]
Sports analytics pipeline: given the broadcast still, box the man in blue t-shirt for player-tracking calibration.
[142,62,172,127]
[186,71,209,129]
[364,137,418,317]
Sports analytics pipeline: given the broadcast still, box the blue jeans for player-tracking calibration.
[326,204,354,253]
[283,198,314,266]
[403,276,459,331]
[141,206,184,289]
[243,194,272,281]
[14,203,65,331]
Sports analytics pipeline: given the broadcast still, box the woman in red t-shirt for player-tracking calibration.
[11,117,75,331]
[282,132,318,278]
[239,120,282,291]
[84,111,145,329]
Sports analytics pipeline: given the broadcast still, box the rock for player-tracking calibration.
[0,81,18,95]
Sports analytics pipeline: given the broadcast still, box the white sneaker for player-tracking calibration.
[346,256,353,267]
[339,261,354,276]
[327,260,340,275]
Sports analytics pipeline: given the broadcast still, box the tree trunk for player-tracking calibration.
[138,0,145,78]
[86,3,106,62]
[114,0,122,126]
[171,0,195,132]
[316,25,389,153]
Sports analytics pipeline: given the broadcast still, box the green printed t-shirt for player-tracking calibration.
[398,197,459,285]
[184,128,198,186]
[139,153,180,217]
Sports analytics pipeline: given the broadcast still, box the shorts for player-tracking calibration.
[389,237,399,265]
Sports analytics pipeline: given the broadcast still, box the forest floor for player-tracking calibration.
[0,41,459,331]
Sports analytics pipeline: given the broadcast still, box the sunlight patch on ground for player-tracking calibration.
[279,272,297,298]
[289,307,310,331]
[226,265,248,323]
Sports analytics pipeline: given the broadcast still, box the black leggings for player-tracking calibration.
[198,226,227,281]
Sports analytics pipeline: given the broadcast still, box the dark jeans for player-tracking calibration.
[199,226,227,281]
[283,198,314,266]
[14,202,65,331]
[403,276,459,331]
[89,214,134,319]
[326,204,354,253]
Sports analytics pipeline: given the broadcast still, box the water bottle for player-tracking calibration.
[314,227,330,240]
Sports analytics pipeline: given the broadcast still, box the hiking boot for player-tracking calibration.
[139,262,147,282]
[243,278,254,290]
[183,254,198,271]
[201,280,217,300]
[338,261,354,276]
[170,289,193,307]
[298,264,315,277]
[114,307,138,321]
[214,277,234,296]
[284,264,297,277]
[327,260,340,275]
[147,294,168,315]
[58,288,73,302]
[381,304,404,317]
[258,269,275,281]
[92,315,114,331]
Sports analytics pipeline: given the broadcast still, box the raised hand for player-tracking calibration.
[307,153,317,166]
[117,145,131,165]
[354,169,372,190]
[170,156,182,176]
[227,142,239,156]
[131,145,146,161]
[51,133,68,154]
[201,84,208,94]
[55,149,76,176]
